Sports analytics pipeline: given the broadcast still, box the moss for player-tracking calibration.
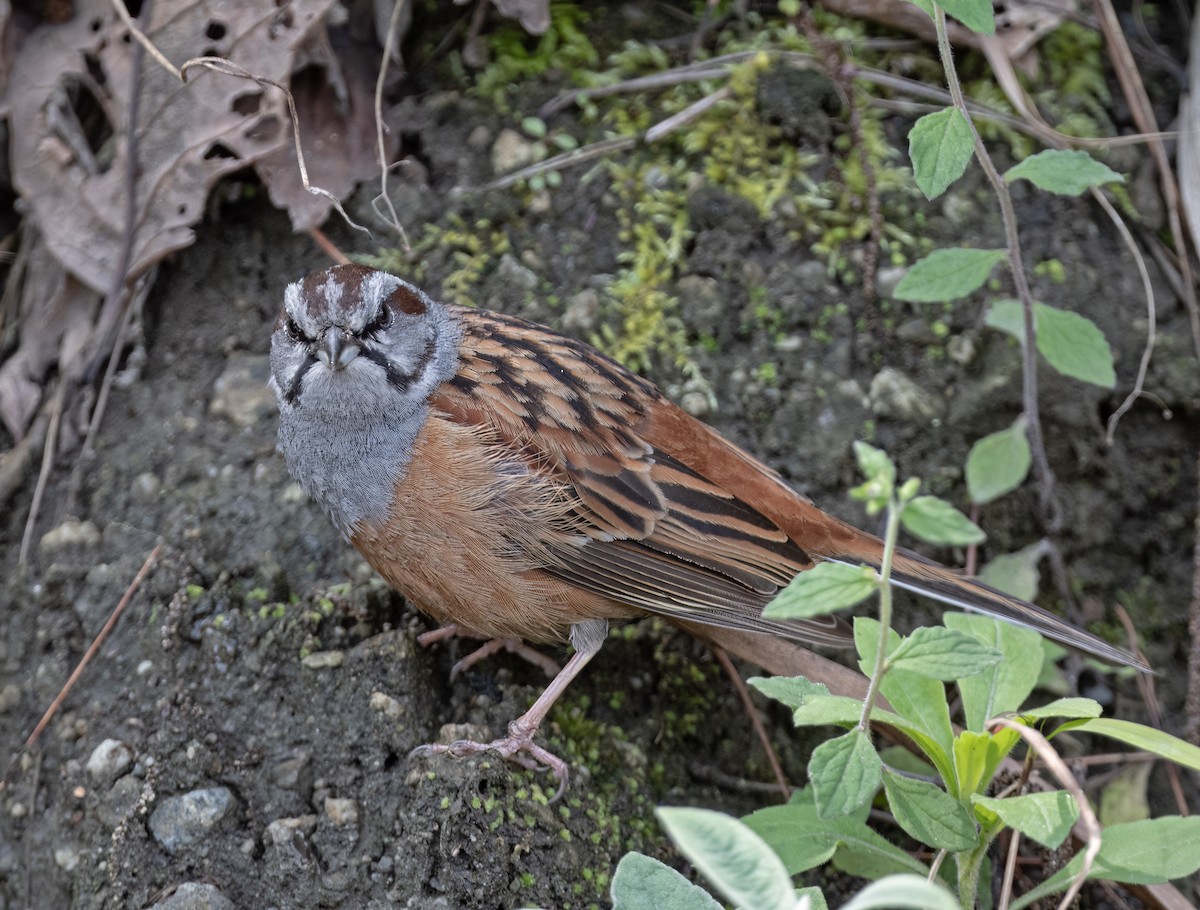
[473,3,602,113]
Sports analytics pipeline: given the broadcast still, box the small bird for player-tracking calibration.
[269,264,1146,793]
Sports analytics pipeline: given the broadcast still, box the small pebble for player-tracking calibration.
[324,797,359,827]
[86,739,134,782]
[148,787,235,854]
[300,650,343,669]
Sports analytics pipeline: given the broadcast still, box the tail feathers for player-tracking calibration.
[831,547,1149,672]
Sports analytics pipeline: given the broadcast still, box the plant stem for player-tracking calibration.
[858,496,902,729]
[932,7,1059,526]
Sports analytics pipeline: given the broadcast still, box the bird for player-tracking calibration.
[268,263,1147,796]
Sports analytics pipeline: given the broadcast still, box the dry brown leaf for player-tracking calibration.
[0,238,100,442]
[7,0,337,296]
[254,29,398,231]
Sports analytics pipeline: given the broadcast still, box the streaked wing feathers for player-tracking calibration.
[434,306,851,647]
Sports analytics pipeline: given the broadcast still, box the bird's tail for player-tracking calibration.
[829,538,1150,672]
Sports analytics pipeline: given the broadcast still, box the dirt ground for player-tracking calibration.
[2,5,1199,910]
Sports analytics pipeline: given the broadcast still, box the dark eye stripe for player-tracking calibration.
[283,352,317,404]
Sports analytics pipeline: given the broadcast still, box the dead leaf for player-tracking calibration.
[254,29,398,231]
[7,0,337,296]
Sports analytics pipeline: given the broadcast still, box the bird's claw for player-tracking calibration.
[409,732,570,803]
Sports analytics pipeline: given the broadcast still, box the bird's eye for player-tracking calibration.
[284,317,304,341]
[367,305,393,335]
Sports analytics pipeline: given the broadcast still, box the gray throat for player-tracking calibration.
[276,395,428,539]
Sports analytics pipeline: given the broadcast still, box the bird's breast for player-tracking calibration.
[349,410,638,642]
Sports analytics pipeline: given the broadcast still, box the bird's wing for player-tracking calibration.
[432,307,852,647]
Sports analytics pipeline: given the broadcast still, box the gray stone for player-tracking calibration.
[868,368,944,422]
[323,797,359,827]
[39,519,101,553]
[560,289,600,334]
[491,128,537,175]
[148,787,235,854]
[86,738,133,783]
[149,882,235,910]
[98,774,143,828]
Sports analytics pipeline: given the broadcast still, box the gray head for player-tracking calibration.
[269,265,462,535]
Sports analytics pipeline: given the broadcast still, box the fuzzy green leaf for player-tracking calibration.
[811,729,882,819]
[972,792,1078,849]
[1005,149,1124,196]
[656,808,796,910]
[611,853,722,910]
[909,108,973,199]
[944,614,1043,731]
[764,562,878,619]
[901,495,985,545]
[887,627,1004,680]
[895,248,1006,302]
[966,417,1032,504]
[882,769,978,851]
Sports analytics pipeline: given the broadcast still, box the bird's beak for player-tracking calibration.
[315,327,361,372]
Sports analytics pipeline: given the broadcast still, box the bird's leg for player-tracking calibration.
[416,623,561,680]
[410,619,608,802]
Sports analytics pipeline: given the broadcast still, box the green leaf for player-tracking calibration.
[853,441,896,491]
[937,0,995,34]
[856,619,956,787]
[764,562,878,619]
[894,248,1006,302]
[1032,304,1116,388]
[1054,718,1200,772]
[799,887,829,910]
[986,300,1116,388]
[521,116,548,138]
[909,108,974,199]
[953,729,1020,799]
[901,495,985,546]
[978,542,1046,601]
[748,675,832,712]
[841,874,963,910]
[966,418,1032,505]
[887,627,1004,680]
[1020,697,1103,721]
[656,808,795,910]
[943,614,1043,731]
[1011,817,1200,909]
[810,729,882,819]
[972,792,1078,849]
[747,794,928,879]
[904,0,936,20]
[1005,149,1124,196]
[611,853,722,910]
[882,769,978,851]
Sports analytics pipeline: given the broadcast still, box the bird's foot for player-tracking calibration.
[409,718,570,802]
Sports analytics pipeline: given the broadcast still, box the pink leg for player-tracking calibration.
[410,620,607,802]
[416,623,561,680]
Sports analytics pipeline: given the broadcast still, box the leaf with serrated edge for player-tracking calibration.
[883,769,978,851]
[972,792,1078,849]
[811,730,882,819]
[764,562,877,619]
[901,496,985,545]
[888,627,1003,680]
